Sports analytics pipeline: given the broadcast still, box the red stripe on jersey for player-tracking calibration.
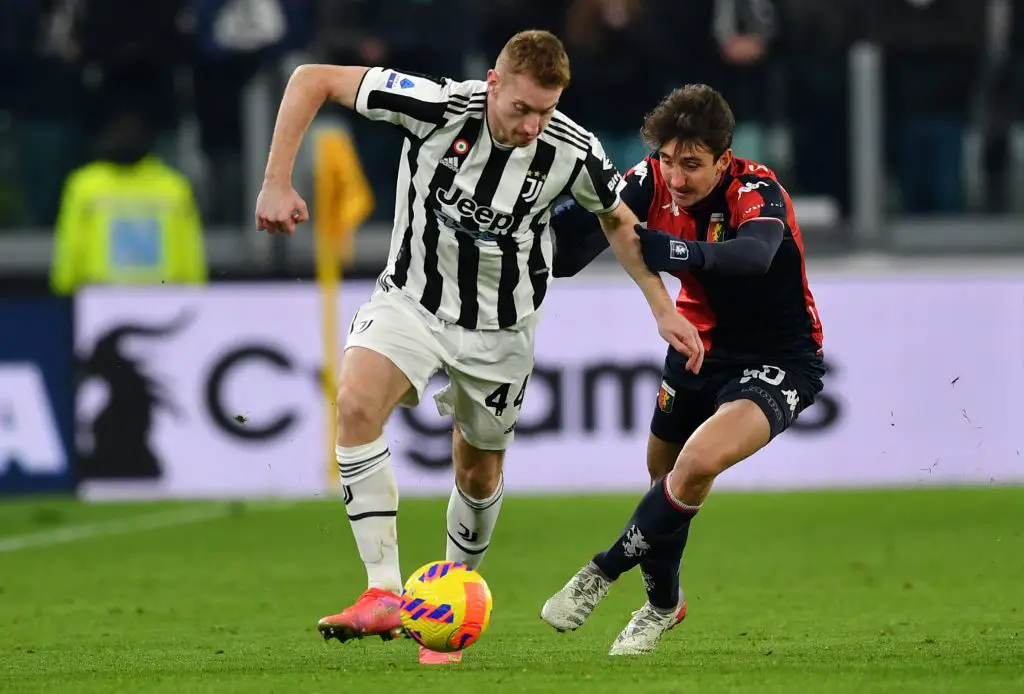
[676,274,716,353]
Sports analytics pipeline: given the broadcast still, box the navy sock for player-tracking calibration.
[592,475,700,582]
[640,524,689,610]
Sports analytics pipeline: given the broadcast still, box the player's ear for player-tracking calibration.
[717,149,733,173]
[486,69,500,92]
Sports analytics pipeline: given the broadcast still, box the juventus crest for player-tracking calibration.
[521,170,547,203]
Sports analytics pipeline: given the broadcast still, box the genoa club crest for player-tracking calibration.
[657,380,675,413]
[707,212,725,243]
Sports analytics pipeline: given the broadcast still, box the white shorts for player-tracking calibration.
[344,287,539,450]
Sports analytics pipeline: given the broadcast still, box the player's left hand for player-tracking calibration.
[656,310,704,374]
[635,224,691,273]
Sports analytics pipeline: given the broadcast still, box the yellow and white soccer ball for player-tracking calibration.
[400,561,493,653]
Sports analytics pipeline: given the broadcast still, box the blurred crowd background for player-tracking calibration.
[0,0,1022,284]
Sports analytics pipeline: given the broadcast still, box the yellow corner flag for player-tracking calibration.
[313,125,375,485]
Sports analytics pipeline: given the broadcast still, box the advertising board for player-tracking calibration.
[0,298,76,494]
[74,277,1024,499]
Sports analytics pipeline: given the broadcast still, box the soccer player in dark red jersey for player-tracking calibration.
[540,84,825,655]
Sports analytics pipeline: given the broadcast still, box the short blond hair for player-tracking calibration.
[495,30,571,89]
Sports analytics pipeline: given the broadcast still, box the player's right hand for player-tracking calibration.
[657,311,704,374]
[255,182,309,235]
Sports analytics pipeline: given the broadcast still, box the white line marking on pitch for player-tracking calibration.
[0,502,293,554]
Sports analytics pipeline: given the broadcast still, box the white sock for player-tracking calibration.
[445,476,504,571]
[337,438,402,593]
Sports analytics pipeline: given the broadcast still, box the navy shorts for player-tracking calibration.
[650,351,825,444]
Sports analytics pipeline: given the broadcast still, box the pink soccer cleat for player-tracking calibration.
[418,646,463,665]
[317,588,404,644]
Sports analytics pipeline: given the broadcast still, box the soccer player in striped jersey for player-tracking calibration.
[541,84,825,655]
[254,31,704,663]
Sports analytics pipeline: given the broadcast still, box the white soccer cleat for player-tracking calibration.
[540,563,612,632]
[608,598,686,656]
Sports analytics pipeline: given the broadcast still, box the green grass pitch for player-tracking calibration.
[1,487,1022,693]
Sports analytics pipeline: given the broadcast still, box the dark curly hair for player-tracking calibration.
[641,84,736,160]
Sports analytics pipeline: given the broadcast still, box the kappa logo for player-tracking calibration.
[628,159,649,187]
[782,389,800,416]
[737,180,770,197]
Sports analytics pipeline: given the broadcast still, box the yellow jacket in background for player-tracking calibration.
[50,156,207,295]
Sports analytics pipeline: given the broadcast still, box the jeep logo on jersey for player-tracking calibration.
[435,185,515,236]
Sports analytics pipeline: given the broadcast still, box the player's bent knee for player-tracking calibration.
[670,447,727,500]
[675,448,724,483]
[335,385,385,441]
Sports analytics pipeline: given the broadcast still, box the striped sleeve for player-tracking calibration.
[618,156,656,223]
[354,67,449,138]
[570,132,622,215]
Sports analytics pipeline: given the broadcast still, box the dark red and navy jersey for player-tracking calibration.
[551,155,824,364]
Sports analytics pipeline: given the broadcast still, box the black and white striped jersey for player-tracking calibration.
[354,66,622,330]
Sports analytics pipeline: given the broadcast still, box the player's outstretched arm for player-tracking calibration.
[265,65,369,185]
[598,204,704,373]
[554,154,655,278]
[634,218,784,276]
[256,65,370,234]
[631,173,789,276]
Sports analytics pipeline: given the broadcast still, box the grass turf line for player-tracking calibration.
[1,488,1021,693]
